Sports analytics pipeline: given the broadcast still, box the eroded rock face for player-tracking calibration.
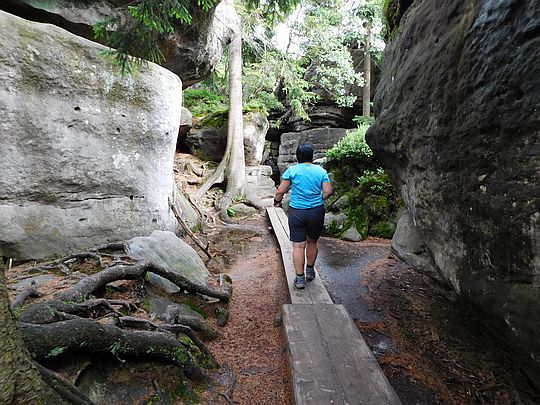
[187,112,269,164]
[277,128,347,174]
[0,0,236,87]
[0,11,181,259]
[367,0,540,378]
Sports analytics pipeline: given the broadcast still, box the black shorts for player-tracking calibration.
[288,205,325,243]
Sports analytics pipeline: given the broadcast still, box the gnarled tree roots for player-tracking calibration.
[9,246,232,403]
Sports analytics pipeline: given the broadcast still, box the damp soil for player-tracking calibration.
[316,237,540,405]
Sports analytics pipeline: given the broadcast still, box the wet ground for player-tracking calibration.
[316,236,540,405]
[317,237,390,323]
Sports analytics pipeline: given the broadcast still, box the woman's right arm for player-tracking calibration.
[322,181,333,200]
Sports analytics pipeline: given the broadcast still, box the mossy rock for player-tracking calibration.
[198,109,228,129]
[363,194,390,217]
[349,206,369,239]
[369,220,396,238]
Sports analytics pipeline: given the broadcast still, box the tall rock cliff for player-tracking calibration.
[367,0,540,380]
[0,10,182,259]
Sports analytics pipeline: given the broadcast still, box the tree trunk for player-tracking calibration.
[363,20,372,117]
[195,10,256,218]
[219,32,245,211]
[0,263,67,404]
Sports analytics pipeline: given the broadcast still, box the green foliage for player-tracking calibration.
[46,346,66,358]
[244,0,302,26]
[382,0,401,40]
[93,0,219,74]
[184,88,225,117]
[326,123,373,162]
[198,109,229,128]
[357,168,393,196]
[227,206,236,217]
[369,220,395,238]
[300,3,364,107]
[350,206,369,239]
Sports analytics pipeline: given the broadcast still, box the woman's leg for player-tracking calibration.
[306,238,318,267]
[292,241,307,276]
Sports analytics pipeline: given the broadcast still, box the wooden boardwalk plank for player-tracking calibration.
[284,304,402,405]
[267,207,332,304]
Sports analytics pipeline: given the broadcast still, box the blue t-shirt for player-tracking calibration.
[282,163,330,209]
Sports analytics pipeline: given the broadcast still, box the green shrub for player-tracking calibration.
[326,123,373,162]
[184,88,225,117]
[357,168,393,196]
[369,220,396,238]
[350,206,369,239]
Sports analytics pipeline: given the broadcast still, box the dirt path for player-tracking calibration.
[203,216,293,405]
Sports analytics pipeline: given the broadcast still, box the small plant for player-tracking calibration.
[357,168,393,195]
[227,206,236,217]
[326,123,373,162]
[46,346,67,358]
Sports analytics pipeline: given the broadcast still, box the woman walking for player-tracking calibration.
[273,143,333,289]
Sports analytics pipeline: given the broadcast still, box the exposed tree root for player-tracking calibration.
[52,261,230,303]
[18,318,208,382]
[19,299,137,324]
[10,287,43,311]
[36,363,94,405]
[169,196,212,260]
[8,238,231,401]
[115,316,216,365]
[28,253,104,275]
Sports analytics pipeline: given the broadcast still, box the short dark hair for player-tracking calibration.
[296,143,314,163]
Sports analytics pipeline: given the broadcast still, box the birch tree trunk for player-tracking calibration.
[362,20,372,117]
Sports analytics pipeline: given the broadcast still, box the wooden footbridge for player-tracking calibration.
[267,206,401,405]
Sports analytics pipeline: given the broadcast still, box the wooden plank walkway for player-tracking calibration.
[267,206,332,304]
[267,206,401,405]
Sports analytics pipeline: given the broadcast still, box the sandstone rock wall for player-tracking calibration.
[0,11,182,259]
[277,128,347,173]
[367,0,540,379]
[0,0,236,87]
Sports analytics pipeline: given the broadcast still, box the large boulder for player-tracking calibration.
[0,11,181,260]
[367,0,540,379]
[128,230,209,294]
[0,0,237,87]
[277,128,347,174]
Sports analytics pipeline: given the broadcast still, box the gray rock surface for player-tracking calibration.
[246,165,276,205]
[228,203,257,218]
[127,230,209,294]
[243,112,270,165]
[147,297,204,322]
[324,212,348,234]
[366,0,540,379]
[341,226,363,242]
[180,107,193,128]
[187,112,270,164]
[277,128,347,174]
[391,209,442,283]
[0,11,181,260]
[0,0,237,87]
